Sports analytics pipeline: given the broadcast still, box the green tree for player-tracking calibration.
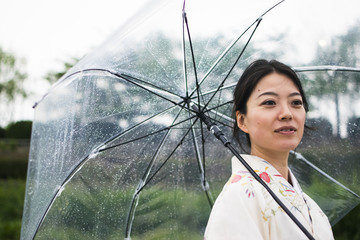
[0,47,27,102]
[5,120,32,139]
[44,57,79,84]
[309,25,360,137]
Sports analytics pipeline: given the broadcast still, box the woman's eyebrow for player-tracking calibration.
[289,92,302,97]
[256,91,278,98]
[257,91,301,99]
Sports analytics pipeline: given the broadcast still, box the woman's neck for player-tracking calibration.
[250,148,290,181]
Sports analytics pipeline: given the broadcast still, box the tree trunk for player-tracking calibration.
[335,91,341,138]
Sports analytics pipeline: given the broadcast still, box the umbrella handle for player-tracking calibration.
[191,104,315,240]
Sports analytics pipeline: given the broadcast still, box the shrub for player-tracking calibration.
[5,121,32,139]
[0,127,5,138]
[0,179,26,240]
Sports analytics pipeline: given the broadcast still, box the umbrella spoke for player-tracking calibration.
[182,2,189,97]
[102,100,232,154]
[119,72,184,102]
[28,104,181,240]
[117,71,181,106]
[293,65,360,73]
[190,99,234,125]
[35,68,184,108]
[78,68,184,106]
[195,65,360,99]
[101,112,197,151]
[201,17,262,112]
[291,151,360,200]
[101,105,179,149]
[137,118,199,193]
[196,82,236,99]
[182,6,205,110]
[188,112,214,207]
[188,0,285,98]
[125,104,186,239]
[211,84,224,124]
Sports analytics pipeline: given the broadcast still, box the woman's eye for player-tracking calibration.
[292,100,303,106]
[262,100,276,106]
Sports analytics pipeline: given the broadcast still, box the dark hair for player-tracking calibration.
[232,59,309,149]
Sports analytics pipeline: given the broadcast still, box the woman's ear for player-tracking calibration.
[236,111,248,133]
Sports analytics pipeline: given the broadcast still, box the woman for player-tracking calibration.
[204,60,334,239]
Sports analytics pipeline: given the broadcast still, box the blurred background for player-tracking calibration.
[0,1,147,239]
[0,0,359,239]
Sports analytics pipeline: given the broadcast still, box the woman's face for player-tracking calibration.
[236,72,306,156]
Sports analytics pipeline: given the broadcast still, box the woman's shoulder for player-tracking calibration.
[222,170,268,201]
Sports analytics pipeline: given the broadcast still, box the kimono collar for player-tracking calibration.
[231,154,304,195]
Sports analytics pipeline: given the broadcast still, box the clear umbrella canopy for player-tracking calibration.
[22,0,360,239]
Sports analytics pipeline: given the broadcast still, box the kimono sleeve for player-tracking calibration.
[204,180,269,240]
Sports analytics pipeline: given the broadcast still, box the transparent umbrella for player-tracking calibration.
[21,0,360,239]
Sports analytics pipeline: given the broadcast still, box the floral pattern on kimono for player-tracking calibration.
[204,154,334,240]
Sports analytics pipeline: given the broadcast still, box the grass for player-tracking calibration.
[0,139,359,239]
[0,179,25,240]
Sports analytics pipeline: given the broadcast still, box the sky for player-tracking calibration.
[0,0,359,129]
[0,0,148,126]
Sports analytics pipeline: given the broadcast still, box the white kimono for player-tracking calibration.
[204,155,334,240]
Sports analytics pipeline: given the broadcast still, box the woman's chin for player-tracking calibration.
[275,142,301,153]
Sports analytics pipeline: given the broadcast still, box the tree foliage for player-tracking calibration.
[0,47,27,102]
[5,120,32,139]
[44,57,79,84]
[305,24,360,137]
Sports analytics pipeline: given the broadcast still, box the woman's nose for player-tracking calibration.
[278,104,293,121]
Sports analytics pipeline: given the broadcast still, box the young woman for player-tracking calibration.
[204,60,334,239]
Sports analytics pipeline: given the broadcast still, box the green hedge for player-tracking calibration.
[0,127,5,138]
[333,204,360,239]
[3,121,32,139]
[0,139,29,179]
[0,179,25,240]
[0,159,28,179]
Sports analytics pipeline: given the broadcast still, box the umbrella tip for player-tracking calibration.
[182,0,186,11]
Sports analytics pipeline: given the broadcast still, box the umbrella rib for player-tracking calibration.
[191,64,360,103]
[188,110,214,207]
[197,82,236,98]
[72,107,171,138]
[100,113,197,151]
[33,68,183,108]
[291,151,360,199]
[189,99,234,124]
[125,104,186,239]
[124,116,200,238]
[116,71,181,105]
[194,64,360,99]
[100,105,178,148]
[182,6,189,97]
[137,102,234,193]
[202,18,262,112]
[183,8,204,109]
[91,69,185,104]
[293,65,360,73]
[137,116,199,194]
[30,154,90,240]
[29,105,180,240]
[30,102,228,240]
[119,72,184,101]
[188,0,285,98]
[212,86,224,124]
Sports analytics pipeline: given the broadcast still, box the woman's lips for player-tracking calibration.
[274,126,297,135]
